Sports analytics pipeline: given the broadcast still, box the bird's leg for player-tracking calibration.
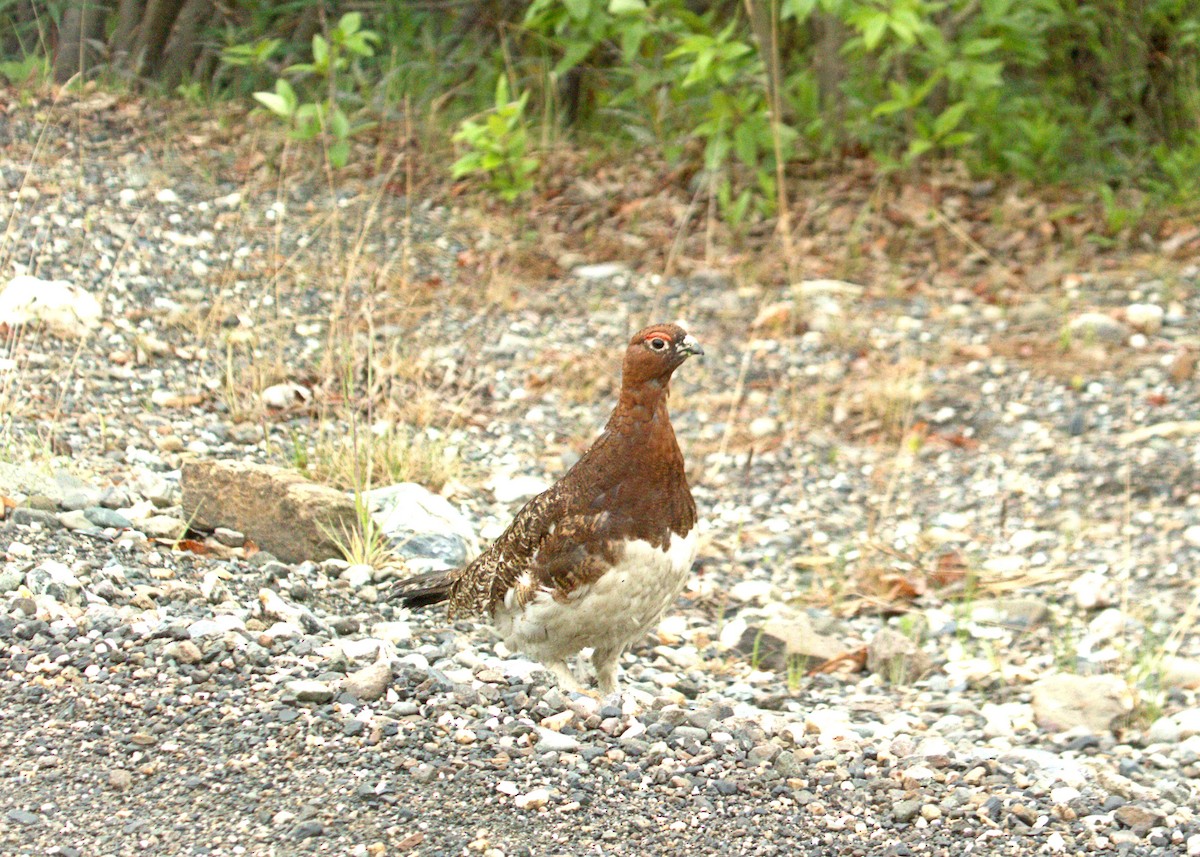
[591,646,622,698]
[545,659,585,694]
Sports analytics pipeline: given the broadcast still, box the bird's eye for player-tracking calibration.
[649,338,668,351]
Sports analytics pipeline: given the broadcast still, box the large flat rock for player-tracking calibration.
[181,460,358,564]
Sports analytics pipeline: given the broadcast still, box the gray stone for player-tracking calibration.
[1068,312,1129,345]
[164,640,203,665]
[672,726,709,743]
[182,460,360,564]
[340,660,392,702]
[0,462,59,500]
[287,680,334,703]
[735,610,846,672]
[968,597,1049,629]
[10,508,62,529]
[138,514,187,539]
[57,510,93,530]
[1030,673,1131,734]
[0,569,22,593]
[25,561,82,606]
[60,490,101,511]
[1114,804,1165,835]
[84,507,133,529]
[366,482,479,573]
[867,627,931,684]
[213,527,245,547]
[774,750,801,778]
[893,799,921,823]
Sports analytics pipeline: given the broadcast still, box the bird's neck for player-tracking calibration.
[614,378,670,427]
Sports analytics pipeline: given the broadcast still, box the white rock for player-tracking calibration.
[805,709,855,742]
[1050,786,1081,804]
[1086,607,1134,642]
[536,727,581,752]
[154,188,179,203]
[1125,303,1164,333]
[728,579,774,603]
[496,780,519,796]
[982,555,1025,575]
[794,279,865,299]
[319,638,385,661]
[514,787,550,809]
[489,474,550,504]
[187,614,245,638]
[1184,525,1200,549]
[370,621,412,644]
[573,263,627,280]
[749,416,778,438]
[366,483,480,558]
[262,621,303,640]
[1069,570,1116,610]
[1045,832,1067,853]
[342,564,373,589]
[718,615,748,650]
[1188,833,1200,856]
[261,382,311,409]
[199,571,229,604]
[0,275,102,338]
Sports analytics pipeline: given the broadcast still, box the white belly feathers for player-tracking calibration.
[493,529,698,663]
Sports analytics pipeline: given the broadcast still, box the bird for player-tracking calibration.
[394,322,703,697]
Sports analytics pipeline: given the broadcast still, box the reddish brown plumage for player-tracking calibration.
[393,323,703,693]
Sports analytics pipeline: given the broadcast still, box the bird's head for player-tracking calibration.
[622,323,703,388]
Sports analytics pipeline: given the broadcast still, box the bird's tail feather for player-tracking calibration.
[391,569,454,609]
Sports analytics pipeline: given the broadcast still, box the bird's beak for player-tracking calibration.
[681,334,704,357]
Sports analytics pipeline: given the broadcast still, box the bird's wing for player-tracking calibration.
[448,474,634,615]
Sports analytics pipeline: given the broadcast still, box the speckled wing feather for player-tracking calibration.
[447,465,619,618]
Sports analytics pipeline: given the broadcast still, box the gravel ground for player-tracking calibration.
[2,94,1200,856]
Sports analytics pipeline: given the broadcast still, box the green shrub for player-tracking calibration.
[245,12,380,168]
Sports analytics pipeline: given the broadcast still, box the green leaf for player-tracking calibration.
[329,107,351,141]
[734,122,760,166]
[554,39,595,75]
[253,91,291,116]
[312,34,328,67]
[339,12,362,36]
[563,0,591,21]
[781,0,819,20]
[933,101,969,138]
[862,14,888,51]
[609,0,645,12]
[905,137,934,162]
[963,37,1001,56]
[328,139,350,168]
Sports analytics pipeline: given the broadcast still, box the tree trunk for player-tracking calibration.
[53,0,113,84]
[811,11,848,156]
[3,1,38,56]
[158,0,215,88]
[132,0,189,77]
[111,0,145,67]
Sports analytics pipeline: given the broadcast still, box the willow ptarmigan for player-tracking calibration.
[395,323,703,696]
